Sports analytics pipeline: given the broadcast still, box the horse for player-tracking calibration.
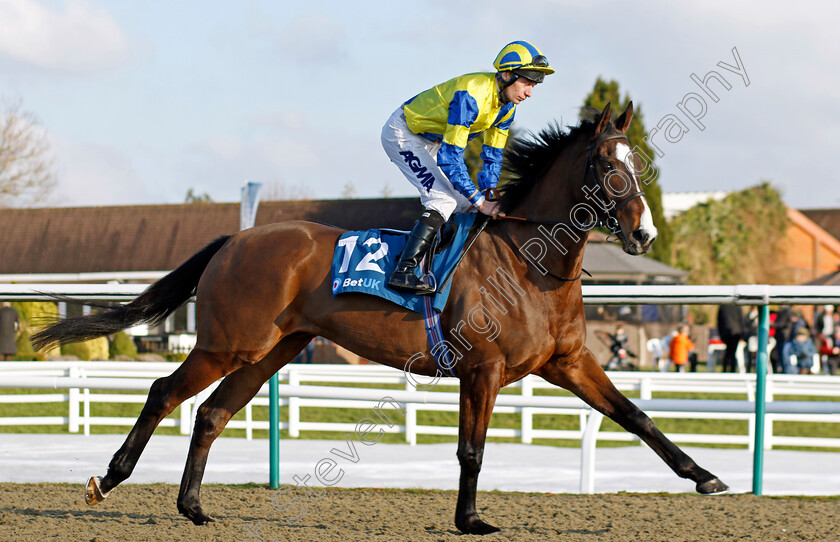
[32,102,728,536]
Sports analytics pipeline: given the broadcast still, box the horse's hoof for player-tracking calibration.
[179,503,215,526]
[456,515,502,535]
[85,476,110,506]
[696,477,729,495]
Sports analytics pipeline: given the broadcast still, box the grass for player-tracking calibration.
[1,383,839,452]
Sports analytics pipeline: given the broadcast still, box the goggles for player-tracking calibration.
[525,55,549,68]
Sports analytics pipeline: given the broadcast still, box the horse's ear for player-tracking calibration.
[614,101,634,134]
[594,102,611,136]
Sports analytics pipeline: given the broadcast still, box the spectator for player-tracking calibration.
[786,327,816,375]
[647,337,666,372]
[0,302,19,361]
[743,306,759,373]
[669,325,694,373]
[788,310,809,342]
[814,305,835,338]
[660,330,677,372]
[717,304,744,373]
[820,328,840,376]
[771,307,792,373]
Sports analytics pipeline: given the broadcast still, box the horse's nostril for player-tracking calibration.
[632,229,654,246]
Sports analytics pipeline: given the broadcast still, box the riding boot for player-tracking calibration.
[388,210,445,295]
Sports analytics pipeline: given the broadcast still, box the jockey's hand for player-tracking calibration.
[478,200,504,219]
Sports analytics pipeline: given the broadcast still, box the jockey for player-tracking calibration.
[382,40,554,294]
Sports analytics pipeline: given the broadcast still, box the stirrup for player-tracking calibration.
[388,269,436,295]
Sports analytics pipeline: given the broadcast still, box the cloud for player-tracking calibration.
[53,138,153,206]
[0,0,129,73]
[275,13,348,67]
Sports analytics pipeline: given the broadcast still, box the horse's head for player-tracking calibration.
[586,102,658,255]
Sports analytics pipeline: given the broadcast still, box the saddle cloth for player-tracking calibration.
[330,213,477,314]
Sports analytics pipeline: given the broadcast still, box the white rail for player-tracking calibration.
[2,283,840,303]
[2,363,839,455]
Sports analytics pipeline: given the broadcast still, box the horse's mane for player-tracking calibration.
[499,119,594,211]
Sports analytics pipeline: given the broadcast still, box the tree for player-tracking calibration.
[341,182,357,199]
[184,188,213,203]
[670,182,790,323]
[671,182,789,285]
[0,101,57,207]
[261,181,312,201]
[582,78,671,262]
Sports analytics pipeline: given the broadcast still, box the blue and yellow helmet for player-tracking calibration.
[493,41,554,83]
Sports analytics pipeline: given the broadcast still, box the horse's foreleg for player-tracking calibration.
[538,350,728,494]
[86,348,241,505]
[177,335,313,525]
[454,365,503,535]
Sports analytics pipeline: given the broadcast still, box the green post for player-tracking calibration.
[752,304,770,495]
[269,372,280,489]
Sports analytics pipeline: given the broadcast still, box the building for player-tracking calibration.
[785,208,840,284]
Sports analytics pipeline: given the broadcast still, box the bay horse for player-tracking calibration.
[33,102,727,535]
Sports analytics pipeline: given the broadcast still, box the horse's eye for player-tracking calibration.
[602,162,613,171]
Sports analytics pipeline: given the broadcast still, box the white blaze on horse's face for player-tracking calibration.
[614,142,658,248]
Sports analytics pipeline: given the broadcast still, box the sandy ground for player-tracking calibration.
[0,484,837,541]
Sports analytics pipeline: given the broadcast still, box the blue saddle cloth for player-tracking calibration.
[330,213,477,313]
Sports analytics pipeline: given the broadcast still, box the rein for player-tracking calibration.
[499,219,591,282]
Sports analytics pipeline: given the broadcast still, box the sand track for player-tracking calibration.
[0,484,836,541]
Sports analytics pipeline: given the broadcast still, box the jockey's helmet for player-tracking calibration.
[493,41,555,84]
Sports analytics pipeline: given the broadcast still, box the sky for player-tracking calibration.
[0,0,838,209]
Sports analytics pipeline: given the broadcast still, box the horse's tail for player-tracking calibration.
[31,235,231,351]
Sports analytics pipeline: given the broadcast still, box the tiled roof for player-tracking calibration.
[582,242,687,282]
[0,198,648,277]
[0,199,423,273]
[800,208,840,242]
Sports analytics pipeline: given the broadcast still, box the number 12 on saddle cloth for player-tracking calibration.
[330,213,477,314]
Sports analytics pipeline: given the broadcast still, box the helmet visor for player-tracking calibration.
[513,69,546,83]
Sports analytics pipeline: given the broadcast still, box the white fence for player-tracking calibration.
[2,362,839,450]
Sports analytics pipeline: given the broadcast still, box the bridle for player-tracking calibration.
[493,131,647,282]
[582,133,646,236]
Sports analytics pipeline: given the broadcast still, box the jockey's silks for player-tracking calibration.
[402,73,515,205]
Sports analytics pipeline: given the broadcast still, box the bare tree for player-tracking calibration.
[0,101,57,207]
[261,180,313,201]
[340,182,357,199]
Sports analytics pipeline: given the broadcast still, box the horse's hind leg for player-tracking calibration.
[454,365,503,535]
[86,348,242,505]
[177,334,313,525]
[538,350,728,494]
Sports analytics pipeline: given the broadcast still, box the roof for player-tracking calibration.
[787,208,840,257]
[582,242,687,283]
[0,199,423,274]
[804,266,840,286]
[800,208,840,242]
[0,198,661,278]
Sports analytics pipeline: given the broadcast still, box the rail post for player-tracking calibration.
[269,372,280,489]
[752,304,770,495]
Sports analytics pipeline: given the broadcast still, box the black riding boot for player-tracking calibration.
[388,210,445,295]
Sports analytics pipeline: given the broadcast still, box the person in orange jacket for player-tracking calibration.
[669,324,695,373]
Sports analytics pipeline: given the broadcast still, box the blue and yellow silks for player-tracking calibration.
[403,73,515,205]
